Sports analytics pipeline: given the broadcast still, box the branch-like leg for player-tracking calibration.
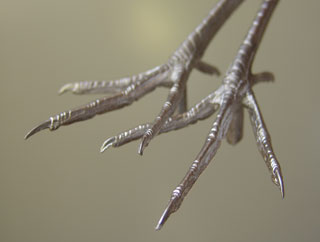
[156,0,281,230]
[58,66,169,95]
[59,80,131,95]
[26,0,243,140]
[139,65,189,154]
[25,65,169,139]
[25,0,283,231]
[174,62,219,115]
[138,0,244,154]
[59,80,128,95]
[244,90,284,198]
[101,90,221,152]
[156,98,234,230]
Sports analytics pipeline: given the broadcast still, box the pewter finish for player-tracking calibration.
[25,64,170,139]
[101,90,220,152]
[26,0,284,231]
[139,0,244,154]
[244,90,284,197]
[156,0,282,230]
[26,0,241,140]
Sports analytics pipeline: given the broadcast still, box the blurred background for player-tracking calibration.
[1,0,319,241]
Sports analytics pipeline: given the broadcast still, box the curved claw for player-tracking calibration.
[138,137,147,155]
[155,199,176,231]
[58,83,76,95]
[274,168,285,199]
[24,120,51,140]
[100,137,116,153]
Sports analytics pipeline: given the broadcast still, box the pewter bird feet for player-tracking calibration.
[25,64,171,139]
[25,59,220,141]
[153,0,283,228]
[100,89,221,152]
[26,0,284,231]
[25,0,241,145]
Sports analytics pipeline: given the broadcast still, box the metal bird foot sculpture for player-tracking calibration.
[26,0,284,230]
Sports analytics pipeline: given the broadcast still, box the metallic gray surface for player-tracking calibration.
[25,0,283,230]
[155,0,282,229]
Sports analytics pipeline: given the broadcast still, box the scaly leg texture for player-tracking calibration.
[26,0,284,230]
[25,0,243,140]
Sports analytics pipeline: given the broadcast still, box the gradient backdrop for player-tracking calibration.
[1,0,319,241]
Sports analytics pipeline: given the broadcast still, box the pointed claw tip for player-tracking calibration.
[100,137,116,153]
[275,168,285,199]
[279,179,285,199]
[155,200,175,231]
[24,133,31,140]
[58,88,67,96]
[138,147,143,156]
[155,212,167,231]
[24,130,36,140]
[58,83,74,95]
[155,223,162,231]
[139,134,152,155]
[24,120,51,140]
[25,128,36,140]
[24,131,35,140]
[138,140,145,156]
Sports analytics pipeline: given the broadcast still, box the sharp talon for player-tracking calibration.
[155,208,168,230]
[155,199,175,231]
[24,120,51,140]
[275,168,285,199]
[139,128,154,155]
[100,137,116,153]
[138,138,146,156]
[58,83,75,95]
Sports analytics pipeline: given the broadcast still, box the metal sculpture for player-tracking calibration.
[26,0,284,230]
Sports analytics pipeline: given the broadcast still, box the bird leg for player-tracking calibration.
[25,0,243,140]
[156,0,283,230]
[25,0,284,231]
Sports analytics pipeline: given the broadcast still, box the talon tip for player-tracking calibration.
[139,132,153,155]
[155,223,162,231]
[24,130,32,140]
[58,83,74,95]
[138,139,146,156]
[100,137,116,153]
[25,120,51,140]
[155,198,177,231]
[275,168,285,199]
[279,179,285,199]
[155,206,170,231]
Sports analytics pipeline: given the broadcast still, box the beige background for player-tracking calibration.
[1,0,319,241]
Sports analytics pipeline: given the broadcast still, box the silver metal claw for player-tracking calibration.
[155,199,176,231]
[100,137,116,153]
[24,120,51,140]
[275,168,285,199]
[58,83,76,95]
